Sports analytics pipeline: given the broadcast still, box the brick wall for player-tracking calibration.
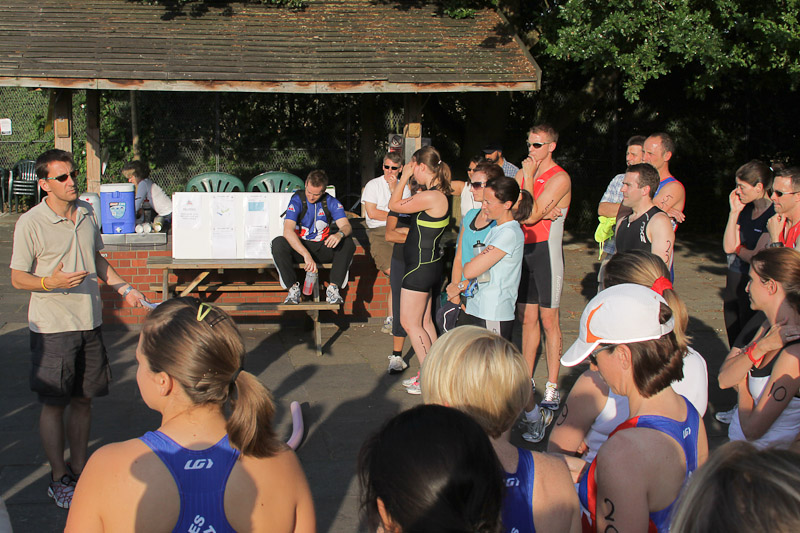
[98,240,390,325]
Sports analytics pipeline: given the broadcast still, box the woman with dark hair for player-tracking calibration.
[719,247,800,448]
[358,404,505,533]
[561,284,708,533]
[388,146,452,394]
[722,160,774,347]
[549,250,708,462]
[66,298,315,532]
[456,174,533,340]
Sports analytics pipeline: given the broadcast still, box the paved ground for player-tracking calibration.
[0,210,733,532]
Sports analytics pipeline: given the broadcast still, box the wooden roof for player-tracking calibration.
[0,0,540,93]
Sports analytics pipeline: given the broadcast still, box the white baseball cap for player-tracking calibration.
[561,284,675,367]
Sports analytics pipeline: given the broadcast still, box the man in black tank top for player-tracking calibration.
[615,163,675,270]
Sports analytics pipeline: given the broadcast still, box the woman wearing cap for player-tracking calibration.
[718,247,800,449]
[549,250,708,462]
[422,326,581,533]
[453,173,532,340]
[388,146,451,395]
[66,298,315,532]
[561,284,708,533]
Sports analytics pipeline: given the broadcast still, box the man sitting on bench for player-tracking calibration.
[271,169,355,305]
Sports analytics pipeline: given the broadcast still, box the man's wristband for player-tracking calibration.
[41,276,52,291]
[337,231,345,238]
[120,285,133,298]
[768,242,784,248]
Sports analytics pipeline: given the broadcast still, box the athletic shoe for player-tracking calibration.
[326,284,344,305]
[715,408,736,424]
[284,283,301,304]
[521,407,554,443]
[65,462,80,486]
[381,316,393,334]
[540,382,561,410]
[406,381,421,395]
[48,474,75,509]
[387,354,407,374]
[402,372,420,388]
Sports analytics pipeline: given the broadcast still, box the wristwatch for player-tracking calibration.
[457,281,466,291]
[768,242,784,248]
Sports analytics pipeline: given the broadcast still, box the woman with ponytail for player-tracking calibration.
[548,250,708,462]
[388,146,452,395]
[456,175,532,341]
[66,298,315,533]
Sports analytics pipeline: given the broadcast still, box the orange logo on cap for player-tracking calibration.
[585,303,604,343]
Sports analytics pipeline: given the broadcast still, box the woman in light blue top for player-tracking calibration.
[459,175,533,340]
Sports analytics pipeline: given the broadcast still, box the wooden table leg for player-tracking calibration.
[180,271,210,297]
[161,268,169,301]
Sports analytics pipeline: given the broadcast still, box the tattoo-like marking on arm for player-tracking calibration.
[399,198,414,205]
[769,383,788,402]
[604,527,619,533]
[542,199,554,214]
[556,404,568,426]
[603,498,616,522]
[658,194,674,209]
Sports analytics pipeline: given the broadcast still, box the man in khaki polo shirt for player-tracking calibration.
[10,149,144,509]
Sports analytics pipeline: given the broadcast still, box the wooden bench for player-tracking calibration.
[146,257,340,356]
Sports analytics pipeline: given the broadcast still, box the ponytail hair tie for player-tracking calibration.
[651,276,673,296]
[230,367,243,386]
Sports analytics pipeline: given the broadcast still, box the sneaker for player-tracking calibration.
[387,355,408,374]
[715,407,736,424]
[326,284,344,305]
[65,462,80,486]
[403,372,420,388]
[521,407,554,443]
[48,474,75,509]
[284,282,301,304]
[381,316,393,334]
[406,381,421,395]
[540,382,561,410]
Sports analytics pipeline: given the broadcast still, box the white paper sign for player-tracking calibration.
[0,118,11,136]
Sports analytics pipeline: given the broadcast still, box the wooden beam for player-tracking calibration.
[85,89,101,193]
[52,89,72,153]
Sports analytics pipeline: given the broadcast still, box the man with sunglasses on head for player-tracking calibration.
[767,167,800,249]
[10,149,145,509]
[514,123,572,435]
[361,152,410,337]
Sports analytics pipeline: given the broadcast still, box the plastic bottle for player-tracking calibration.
[302,271,318,296]
[472,241,491,283]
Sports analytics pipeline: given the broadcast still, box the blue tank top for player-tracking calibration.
[140,430,241,533]
[577,396,700,533]
[502,447,536,533]
[459,208,496,277]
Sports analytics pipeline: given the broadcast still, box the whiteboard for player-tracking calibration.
[171,192,293,259]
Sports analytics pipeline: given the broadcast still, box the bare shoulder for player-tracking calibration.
[237,447,309,495]
[532,450,573,484]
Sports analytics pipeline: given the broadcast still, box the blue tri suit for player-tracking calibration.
[502,447,536,533]
[140,430,241,533]
[577,396,700,533]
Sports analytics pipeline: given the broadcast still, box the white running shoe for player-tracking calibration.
[284,282,301,304]
[326,284,344,304]
[540,382,561,410]
[387,355,408,374]
[521,407,554,443]
[406,381,421,395]
[402,372,420,388]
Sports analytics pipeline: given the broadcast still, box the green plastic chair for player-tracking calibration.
[10,160,41,211]
[247,171,304,193]
[185,172,244,193]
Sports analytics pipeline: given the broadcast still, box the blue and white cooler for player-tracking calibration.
[100,183,136,234]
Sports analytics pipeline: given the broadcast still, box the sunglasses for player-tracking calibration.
[470,181,487,189]
[773,189,800,198]
[526,141,551,149]
[467,167,476,173]
[45,170,79,182]
[588,344,615,365]
[383,164,400,171]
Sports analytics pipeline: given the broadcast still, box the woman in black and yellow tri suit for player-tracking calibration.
[388,146,452,394]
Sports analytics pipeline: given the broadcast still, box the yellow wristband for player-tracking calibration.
[41,276,52,291]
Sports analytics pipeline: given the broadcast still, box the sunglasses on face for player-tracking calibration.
[45,170,79,182]
[588,344,614,365]
[470,181,486,189]
[467,167,476,173]
[526,141,550,149]
[773,189,800,198]
[383,164,400,171]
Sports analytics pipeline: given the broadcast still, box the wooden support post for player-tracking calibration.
[85,90,101,193]
[52,89,72,153]
[403,94,423,164]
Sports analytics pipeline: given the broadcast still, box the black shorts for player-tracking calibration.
[517,242,564,309]
[30,328,111,406]
[456,312,514,341]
